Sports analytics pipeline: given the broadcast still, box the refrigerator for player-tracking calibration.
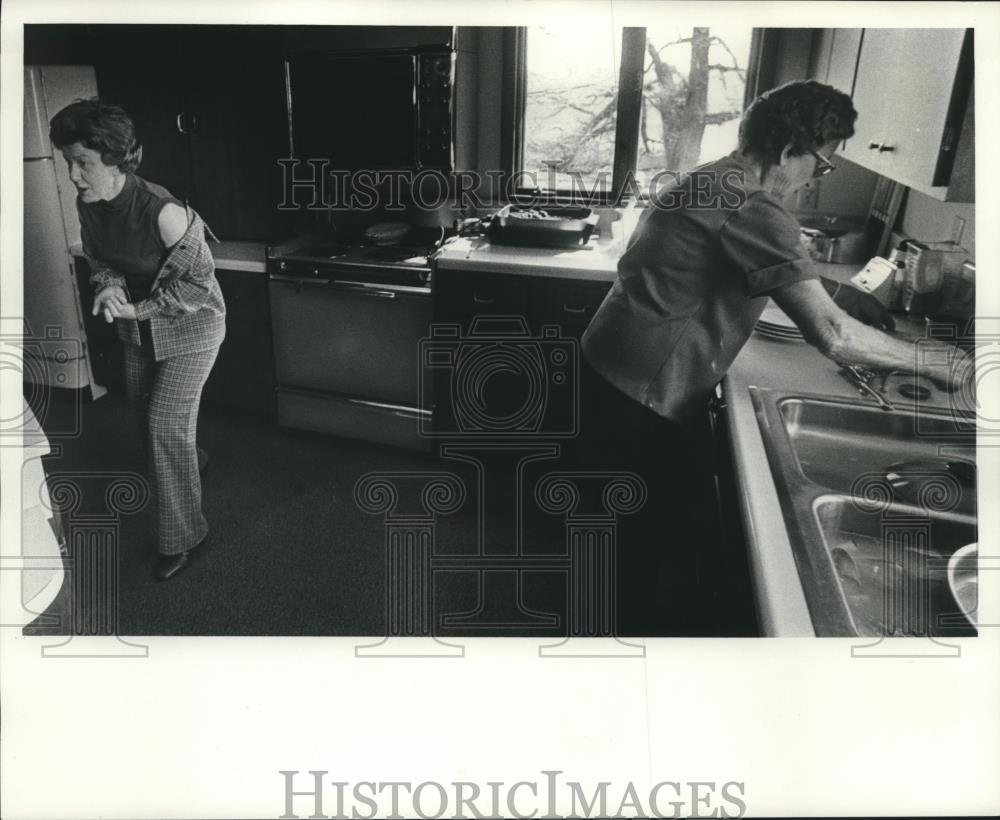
[23,65,105,398]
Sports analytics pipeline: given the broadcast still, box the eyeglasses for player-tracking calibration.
[808,149,836,178]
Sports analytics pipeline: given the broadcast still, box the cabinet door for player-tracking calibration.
[93,26,194,204]
[182,27,292,240]
[826,29,862,96]
[842,29,966,194]
[535,280,611,340]
[808,28,862,96]
[201,269,275,417]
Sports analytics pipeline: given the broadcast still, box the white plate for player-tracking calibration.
[947,542,977,627]
[758,299,800,331]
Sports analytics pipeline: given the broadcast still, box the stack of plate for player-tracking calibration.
[755,300,804,341]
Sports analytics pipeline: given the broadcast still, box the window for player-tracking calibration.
[521,24,624,195]
[510,25,759,202]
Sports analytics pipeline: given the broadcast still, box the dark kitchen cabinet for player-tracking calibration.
[94,26,291,240]
[431,267,611,437]
[433,269,611,337]
[201,269,276,419]
[74,257,275,417]
[433,269,530,330]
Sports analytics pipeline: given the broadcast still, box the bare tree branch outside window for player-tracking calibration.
[522,26,752,192]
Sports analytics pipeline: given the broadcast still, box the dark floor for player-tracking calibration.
[23,388,759,637]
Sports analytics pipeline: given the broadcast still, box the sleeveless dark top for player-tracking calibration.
[77,174,184,301]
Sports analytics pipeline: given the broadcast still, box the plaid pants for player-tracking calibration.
[124,339,219,555]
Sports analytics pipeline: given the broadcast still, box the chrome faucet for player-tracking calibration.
[839,365,896,411]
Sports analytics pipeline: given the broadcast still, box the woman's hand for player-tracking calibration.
[93,286,127,323]
[821,278,895,331]
[927,346,975,395]
[105,299,138,321]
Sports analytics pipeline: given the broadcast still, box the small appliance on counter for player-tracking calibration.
[488,205,599,249]
[850,257,896,305]
[900,240,970,317]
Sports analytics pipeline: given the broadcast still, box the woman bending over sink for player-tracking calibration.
[577,79,973,635]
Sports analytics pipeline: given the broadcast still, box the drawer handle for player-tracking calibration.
[329,281,397,299]
[868,141,895,153]
[562,304,588,315]
[472,294,494,305]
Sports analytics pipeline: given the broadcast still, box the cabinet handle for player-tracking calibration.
[472,294,494,305]
[562,304,588,315]
[868,141,895,153]
[176,113,186,134]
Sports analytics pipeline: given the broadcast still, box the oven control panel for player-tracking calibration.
[417,52,454,170]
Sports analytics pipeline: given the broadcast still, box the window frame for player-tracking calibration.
[501,26,769,206]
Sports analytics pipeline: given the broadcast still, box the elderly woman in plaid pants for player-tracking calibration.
[50,99,226,581]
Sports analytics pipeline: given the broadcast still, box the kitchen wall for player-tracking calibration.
[792,157,878,221]
[899,189,976,260]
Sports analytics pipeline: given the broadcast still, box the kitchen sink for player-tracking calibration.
[813,495,976,637]
[751,389,978,636]
[779,397,977,518]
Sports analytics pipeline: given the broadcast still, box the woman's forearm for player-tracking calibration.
[771,278,970,389]
[133,276,212,320]
[824,313,969,386]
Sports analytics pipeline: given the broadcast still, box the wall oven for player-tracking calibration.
[285,47,455,172]
[267,228,444,451]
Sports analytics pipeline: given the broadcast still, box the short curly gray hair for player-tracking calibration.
[49,98,143,173]
[738,80,857,162]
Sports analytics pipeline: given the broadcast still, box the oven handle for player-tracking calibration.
[270,274,429,298]
[343,397,432,419]
[270,274,332,287]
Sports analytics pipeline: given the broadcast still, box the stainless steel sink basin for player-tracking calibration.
[813,495,976,637]
[779,397,977,517]
[751,388,977,637]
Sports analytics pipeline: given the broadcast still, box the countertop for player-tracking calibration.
[209,241,268,273]
[70,240,268,273]
[434,208,644,282]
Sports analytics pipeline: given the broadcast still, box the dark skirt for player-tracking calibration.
[573,358,720,634]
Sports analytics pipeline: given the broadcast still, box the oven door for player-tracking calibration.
[269,275,432,407]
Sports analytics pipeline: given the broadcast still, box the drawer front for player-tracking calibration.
[202,322,275,418]
[434,272,531,329]
[535,279,611,339]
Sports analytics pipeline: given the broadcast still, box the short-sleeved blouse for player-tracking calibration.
[581,151,817,423]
